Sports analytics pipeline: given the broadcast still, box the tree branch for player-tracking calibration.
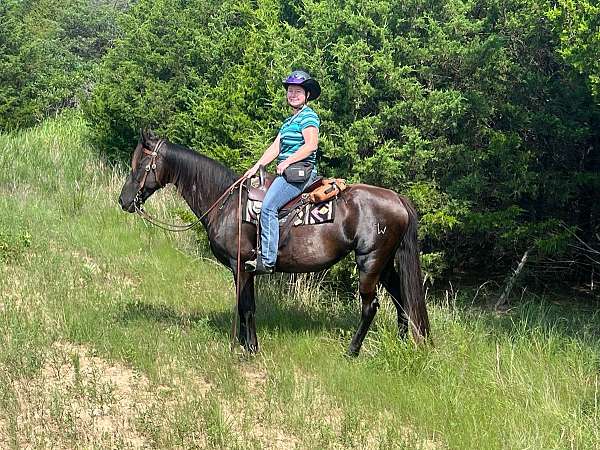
[496,248,532,311]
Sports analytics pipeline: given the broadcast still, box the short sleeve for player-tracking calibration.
[299,109,320,130]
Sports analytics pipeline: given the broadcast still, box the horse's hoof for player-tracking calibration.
[346,347,360,358]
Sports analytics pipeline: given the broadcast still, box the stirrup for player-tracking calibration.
[244,258,274,275]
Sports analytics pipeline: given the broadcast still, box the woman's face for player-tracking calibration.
[287,85,307,108]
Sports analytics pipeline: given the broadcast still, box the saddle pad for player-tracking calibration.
[243,199,335,226]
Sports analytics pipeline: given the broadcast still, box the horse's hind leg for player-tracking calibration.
[348,270,381,356]
[380,262,409,339]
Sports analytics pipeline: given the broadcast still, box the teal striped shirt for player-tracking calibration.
[277,106,319,170]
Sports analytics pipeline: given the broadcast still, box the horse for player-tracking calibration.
[118,130,430,355]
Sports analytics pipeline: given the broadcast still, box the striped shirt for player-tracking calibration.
[277,105,319,169]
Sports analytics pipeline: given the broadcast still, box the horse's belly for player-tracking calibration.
[275,229,350,273]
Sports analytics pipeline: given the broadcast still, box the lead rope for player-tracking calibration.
[230,181,244,351]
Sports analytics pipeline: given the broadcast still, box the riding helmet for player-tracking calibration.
[282,70,321,101]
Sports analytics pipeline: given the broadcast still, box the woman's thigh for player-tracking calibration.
[262,176,303,211]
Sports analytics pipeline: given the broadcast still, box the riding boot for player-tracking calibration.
[244,254,274,274]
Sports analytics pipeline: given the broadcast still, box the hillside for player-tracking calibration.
[0,116,598,448]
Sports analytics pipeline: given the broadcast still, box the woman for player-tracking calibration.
[243,70,321,274]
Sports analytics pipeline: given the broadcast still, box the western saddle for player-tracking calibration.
[246,166,346,214]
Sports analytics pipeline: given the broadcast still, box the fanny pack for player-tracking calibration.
[283,161,314,183]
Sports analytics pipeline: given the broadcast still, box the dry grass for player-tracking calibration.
[1,342,154,449]
[3,341,436,449]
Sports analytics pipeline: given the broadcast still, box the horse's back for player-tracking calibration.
[343,184,410,226]
[275,183,411,272]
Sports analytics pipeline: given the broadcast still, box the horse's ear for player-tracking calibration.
[141,128,158,146]
[141,128,150,145]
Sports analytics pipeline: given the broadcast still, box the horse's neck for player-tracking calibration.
[165,148,236,228]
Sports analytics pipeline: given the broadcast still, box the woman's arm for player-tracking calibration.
[244,134,281,178]
[276,126,318,175]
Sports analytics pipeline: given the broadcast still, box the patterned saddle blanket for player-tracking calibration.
[243,198,335,227]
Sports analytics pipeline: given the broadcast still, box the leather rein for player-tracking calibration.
[133,140,247,232]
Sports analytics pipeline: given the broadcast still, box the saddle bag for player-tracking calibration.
[283,161,313,183]
[309,179,347,203]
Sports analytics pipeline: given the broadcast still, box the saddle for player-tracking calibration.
[245,166,347,254]
[247,166,346,215]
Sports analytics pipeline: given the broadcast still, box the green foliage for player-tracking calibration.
[81,0,600,282]
[0,227,31,263]
[1,0,597,284]
[549,0,600,98]
[0,0,123,131]
[420,251,447,285]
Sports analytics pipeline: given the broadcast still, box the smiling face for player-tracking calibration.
[286,85,307,109]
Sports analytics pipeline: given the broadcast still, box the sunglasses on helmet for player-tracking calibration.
[284,74,306,83]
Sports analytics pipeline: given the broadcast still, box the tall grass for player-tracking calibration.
[0,114,598,449]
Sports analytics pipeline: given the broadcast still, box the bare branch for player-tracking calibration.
[496,248,532,311]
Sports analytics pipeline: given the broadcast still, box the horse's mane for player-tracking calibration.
[163,141,238,205]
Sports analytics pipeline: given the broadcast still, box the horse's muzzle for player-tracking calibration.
[118,194,136,213]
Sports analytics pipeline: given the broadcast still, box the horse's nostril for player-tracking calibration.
[118,194,132,211]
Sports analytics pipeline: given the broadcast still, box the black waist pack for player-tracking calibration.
[283,161,313,183]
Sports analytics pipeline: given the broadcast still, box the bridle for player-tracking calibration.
[133,140,164,214]
[133,140,201,231]
[132,139,246,232]
[136,142,163,191]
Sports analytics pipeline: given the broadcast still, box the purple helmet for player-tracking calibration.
[282,70,321,100]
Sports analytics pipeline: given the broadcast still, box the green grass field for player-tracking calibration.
[0,115,598,449]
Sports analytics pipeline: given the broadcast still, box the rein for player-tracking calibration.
[231,178,243,351]
[132,139,246,351]
[134,185,242,232]
[133,140,246,232]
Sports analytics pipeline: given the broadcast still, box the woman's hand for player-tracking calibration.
[243,163,260,179]
[276,160,290,175]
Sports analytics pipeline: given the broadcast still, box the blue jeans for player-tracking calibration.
[260,173,317,267]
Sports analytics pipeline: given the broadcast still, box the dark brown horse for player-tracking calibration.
[118,131,430,355]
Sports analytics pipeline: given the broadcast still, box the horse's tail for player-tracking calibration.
[396,197,430,343]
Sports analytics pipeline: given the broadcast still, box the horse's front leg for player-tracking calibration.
[235,270,259,353]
